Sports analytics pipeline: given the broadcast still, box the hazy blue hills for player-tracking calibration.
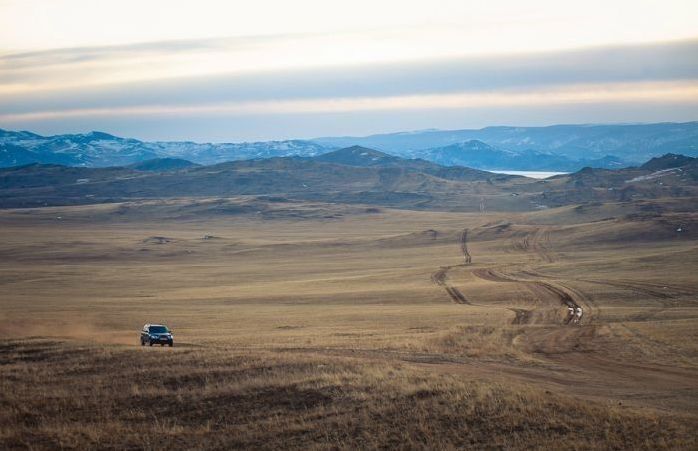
[408,140,628,171]
[0,122,696,171]
[314,122,698,163]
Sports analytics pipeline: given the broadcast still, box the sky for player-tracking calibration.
[1,0,697,142]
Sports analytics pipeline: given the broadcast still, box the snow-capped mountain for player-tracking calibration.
[0,129,329,168]
[2,123,695,171]
[408,140,628,171]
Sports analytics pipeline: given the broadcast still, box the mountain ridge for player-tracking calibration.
[0,149,695,211]
[1,122,697,171]
[314,122,698,163]
[408,140,628,171]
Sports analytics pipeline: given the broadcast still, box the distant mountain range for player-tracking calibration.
[0,129,326,168]
[406,140,628,171]
[315,122,698,163]
[1,147,696,211]
[1,122,697,171]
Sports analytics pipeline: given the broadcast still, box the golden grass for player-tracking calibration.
[0,339,695,450]
[1,198,697,448]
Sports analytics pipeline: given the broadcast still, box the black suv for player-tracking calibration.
[141,324,174,347]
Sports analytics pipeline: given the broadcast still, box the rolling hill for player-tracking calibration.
[0,145,695,212]
[128,158,199,172]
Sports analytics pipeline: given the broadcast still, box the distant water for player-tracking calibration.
[490,170,568,179]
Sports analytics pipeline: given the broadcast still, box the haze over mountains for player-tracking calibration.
[2,122,697,171]
[316,122,698,163]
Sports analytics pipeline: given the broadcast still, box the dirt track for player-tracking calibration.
[471,267,584,324]
[435,223,695,367]
[460,228,471,264]
[420,227,698,413]
[431,266,470,304]
[432,225,584,325]
[431,229,471,304]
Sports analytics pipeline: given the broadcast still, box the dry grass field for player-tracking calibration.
[1,196,697,449]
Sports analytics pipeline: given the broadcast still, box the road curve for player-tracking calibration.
[431,228,472,305]
[471,267,584,324]
[431,266,470,305]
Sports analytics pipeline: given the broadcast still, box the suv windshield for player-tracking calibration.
[149,326,169,333]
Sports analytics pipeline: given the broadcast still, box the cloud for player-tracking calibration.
[2,81,696,123]
[1,38,697,115]
[1,37,697,140]
[0,33,303,70]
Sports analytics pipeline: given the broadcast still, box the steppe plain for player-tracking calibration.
[1,193,697,449]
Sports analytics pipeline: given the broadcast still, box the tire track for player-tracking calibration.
[460,228,472,265]
[432,227,586,325]
[472,268,584,325]
[477,268,580,310]
[431,266,470,304]
[431,228,472,305]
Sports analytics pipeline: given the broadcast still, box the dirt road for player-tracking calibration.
[432,226,584,325]
[431,229,472,304]
[460,228,471,265]
[431,266,470,305]
[419,223,698,414]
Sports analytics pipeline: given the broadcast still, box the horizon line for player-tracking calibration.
[2,119,697,145]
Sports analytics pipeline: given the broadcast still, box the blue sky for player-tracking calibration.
[1,0,697,141]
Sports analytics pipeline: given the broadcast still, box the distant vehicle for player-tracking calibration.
[140,324,174,347]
